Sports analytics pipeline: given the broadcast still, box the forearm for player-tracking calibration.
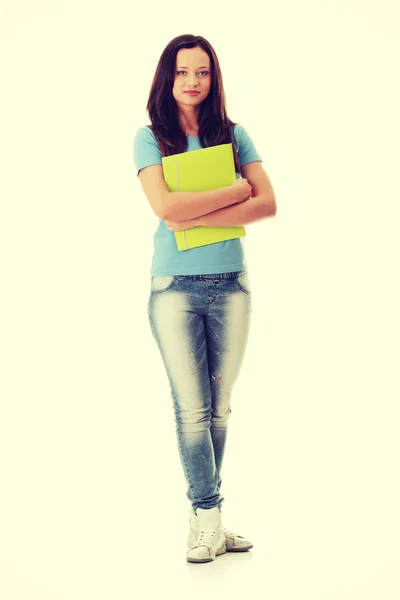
[194,195,276,227]
[162,185,238,221]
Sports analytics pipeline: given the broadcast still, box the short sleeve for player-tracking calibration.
[233,124,262,168]
[133,126,163,176]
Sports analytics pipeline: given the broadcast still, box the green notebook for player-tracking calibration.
[161,143,246,251]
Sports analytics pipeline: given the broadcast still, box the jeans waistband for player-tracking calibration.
[177,271,246,280]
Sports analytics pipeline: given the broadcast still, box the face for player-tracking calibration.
[172,46,212,109]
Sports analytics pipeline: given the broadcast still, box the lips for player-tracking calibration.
[184,91,200,95]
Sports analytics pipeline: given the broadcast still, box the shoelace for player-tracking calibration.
[223,525,240,538]
[194,528,218,548]
[222,526,244,541]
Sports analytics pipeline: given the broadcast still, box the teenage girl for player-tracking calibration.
[133,34,276,563]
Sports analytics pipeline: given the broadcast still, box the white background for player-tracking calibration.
[1,1,399,598]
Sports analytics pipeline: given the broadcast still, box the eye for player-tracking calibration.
[176,71,209,76]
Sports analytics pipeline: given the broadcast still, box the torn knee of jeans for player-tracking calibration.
[212,374,223,382]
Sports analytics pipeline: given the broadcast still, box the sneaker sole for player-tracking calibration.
[227,543,254,551]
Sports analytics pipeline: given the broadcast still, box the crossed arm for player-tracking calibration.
[164,161,277,231]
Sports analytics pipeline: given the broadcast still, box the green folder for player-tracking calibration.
[161,143,246,251]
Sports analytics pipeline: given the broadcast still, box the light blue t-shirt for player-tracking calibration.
[133,124,262,277]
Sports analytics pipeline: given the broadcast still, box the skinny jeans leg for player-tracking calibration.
[147,271,252,512]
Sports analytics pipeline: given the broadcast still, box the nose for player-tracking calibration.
[187,75,199,87]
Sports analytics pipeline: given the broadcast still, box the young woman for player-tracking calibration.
[133,34,276,564]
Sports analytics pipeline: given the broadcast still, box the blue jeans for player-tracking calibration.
[148,270,252,513]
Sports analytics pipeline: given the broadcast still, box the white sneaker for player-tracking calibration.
[188,509,254,552]
[186,507,226,563]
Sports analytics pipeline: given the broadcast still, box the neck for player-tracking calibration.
[177,107,200,133]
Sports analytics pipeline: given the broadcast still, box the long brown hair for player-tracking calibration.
[145,34,242,175]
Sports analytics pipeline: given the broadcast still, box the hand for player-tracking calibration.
[231,178,253,203]
[164,218,199,231]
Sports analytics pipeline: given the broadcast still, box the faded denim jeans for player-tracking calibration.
[147,270,252,513]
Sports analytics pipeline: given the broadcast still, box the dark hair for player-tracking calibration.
[145,34,242,175]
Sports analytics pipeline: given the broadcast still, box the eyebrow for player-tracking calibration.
[177,66,210,69]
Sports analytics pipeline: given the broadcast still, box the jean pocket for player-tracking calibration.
[234,271,251,295]
[150,275,178,294]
